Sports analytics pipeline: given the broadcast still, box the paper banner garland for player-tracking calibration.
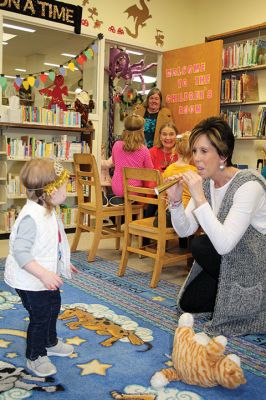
[0,34,104,91]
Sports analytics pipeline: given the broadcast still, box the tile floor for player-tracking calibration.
[0,232,189,287]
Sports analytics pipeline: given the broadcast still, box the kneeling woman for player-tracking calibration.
[167,116,266,337]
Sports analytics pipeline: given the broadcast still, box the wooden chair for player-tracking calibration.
[71,153,142,262]
[118,167,192,288]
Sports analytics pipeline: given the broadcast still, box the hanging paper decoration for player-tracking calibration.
[105,48,157,155]
[0,75,7,90]
[59,65,66,76]
[48,70,56,82]
[27,75,35,87]
[91,43,98,53]
[77,54,85,65]
[39,74,68,111]
[22,80,30,90]
[15,76,23,88]
[84,49,91,59]
[106,47,157,93]
[0,36,105,96]
[34,78,40,88]
[40,73,48,84]
[68,61,75,71]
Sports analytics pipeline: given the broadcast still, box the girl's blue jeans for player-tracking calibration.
[16,288,61,361]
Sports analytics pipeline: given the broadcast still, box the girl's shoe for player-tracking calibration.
[109,196,124,206]
[27,356,57,377]
[46,340,74,357]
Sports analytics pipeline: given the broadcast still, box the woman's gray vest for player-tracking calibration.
[177,170,266,336]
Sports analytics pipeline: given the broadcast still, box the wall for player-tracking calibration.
[193,0,266,42]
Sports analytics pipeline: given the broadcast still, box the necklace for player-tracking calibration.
[162,149,175,169]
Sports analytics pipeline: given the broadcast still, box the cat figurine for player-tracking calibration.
[151,313,246,389]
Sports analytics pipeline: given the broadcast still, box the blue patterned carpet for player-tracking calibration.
[0,252,265,400]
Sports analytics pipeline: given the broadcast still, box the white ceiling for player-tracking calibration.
[2,18,158,91]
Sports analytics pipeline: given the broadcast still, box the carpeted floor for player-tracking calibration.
[0,251,265,400]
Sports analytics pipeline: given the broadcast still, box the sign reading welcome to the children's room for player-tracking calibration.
[162,41,223,132]
[0,0,82,34]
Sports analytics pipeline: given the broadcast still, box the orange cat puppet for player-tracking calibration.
[151,313,246,390]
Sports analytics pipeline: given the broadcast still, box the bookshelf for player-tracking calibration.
[206,23,266,169]
[0,123,94,235]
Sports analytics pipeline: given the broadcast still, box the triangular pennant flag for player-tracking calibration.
[27,75,35,87]
[15,76,23,88]
[13,82,20,91]
[34,78,40,88]
[88,48,94,58]
[68,61,75,71]
[59,66,66,76]
[91,43,98,54]
[49,70,55,81]
[77,55,85,65]
[40,73,48,83]
[84,49,91,59]
[22,80,30,90]
[0,76,7,90]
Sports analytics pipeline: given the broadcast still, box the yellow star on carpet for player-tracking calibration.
[66,336,86,346]
[0,339,11,348]
[77,359,112,376]
[152,296,165,301]
[6,353,18,359]
[165,360,173,366]
[69,352,78,359]
[24,317,29,321]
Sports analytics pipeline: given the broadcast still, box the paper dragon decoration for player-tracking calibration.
[39,74,68,111]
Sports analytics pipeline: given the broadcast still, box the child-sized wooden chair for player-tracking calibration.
[71,153,142,262]
[118,167,192,288]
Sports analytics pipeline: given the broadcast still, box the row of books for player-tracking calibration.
[0,205,78,232]
[221,110,253,137]
[222,39,266,70]
[57,205,78,227]
[7,173,77,197]
[21,105,81,127]
[6,136,90,160]
[221,73,259,103]
[221,108,266,137]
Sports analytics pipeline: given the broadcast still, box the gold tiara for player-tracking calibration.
[43,161,70,195]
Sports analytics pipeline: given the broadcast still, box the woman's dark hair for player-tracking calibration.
[189,116,235,166]
[144,87,162,109]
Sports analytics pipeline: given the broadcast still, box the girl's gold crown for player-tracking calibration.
[43,161,70,195]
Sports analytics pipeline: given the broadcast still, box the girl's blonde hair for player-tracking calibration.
[176,131,192,162]
[20,158,67,212]
[122,114,145,152]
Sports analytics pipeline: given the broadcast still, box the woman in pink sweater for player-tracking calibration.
[107,114,153,205]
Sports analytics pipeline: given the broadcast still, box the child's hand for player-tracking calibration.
[24,260,63,290]
[70,263,78,274]
[40,271,63,290]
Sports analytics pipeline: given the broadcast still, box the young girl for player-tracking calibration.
[106,113,154,206]
[5,158,78,378]
[163,131,197,208]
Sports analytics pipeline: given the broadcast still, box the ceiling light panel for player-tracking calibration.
[3,23,36,33]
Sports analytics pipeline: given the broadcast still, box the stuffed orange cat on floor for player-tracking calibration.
[151,313,246,390]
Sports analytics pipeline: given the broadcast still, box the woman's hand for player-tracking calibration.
[182,170,206,207]
[166,174,183,203]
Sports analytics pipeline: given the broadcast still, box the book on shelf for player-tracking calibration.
[256,39,266,65]
[255,107,266,136]
[241,73,259,102]
[239,111,253,137]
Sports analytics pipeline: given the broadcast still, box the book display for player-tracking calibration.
[207,24,266,139]
[206,23,266,170]
[0,123,93,235]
